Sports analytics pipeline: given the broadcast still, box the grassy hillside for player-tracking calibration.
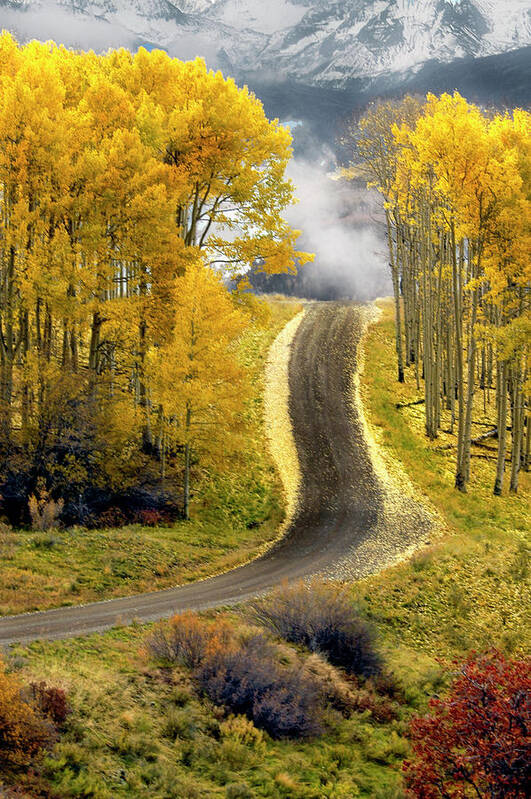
[0,300,302,616]
[6,614,436,799]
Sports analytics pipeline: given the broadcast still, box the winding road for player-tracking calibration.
[0,302,431,647]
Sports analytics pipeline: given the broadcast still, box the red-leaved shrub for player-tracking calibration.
[29,682,70,726]
[98,507,128,528]
[137,509,164,527]
[403,650,530,798]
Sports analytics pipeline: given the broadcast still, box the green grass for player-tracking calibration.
[0,300,302,616]
[354,298,530,659]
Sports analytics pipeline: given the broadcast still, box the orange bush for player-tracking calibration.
[146,612,233,669]
[0,662,54,770]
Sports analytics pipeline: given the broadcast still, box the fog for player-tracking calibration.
[278,145,391,301]
[0,7,139,52]
[214,0,306,34]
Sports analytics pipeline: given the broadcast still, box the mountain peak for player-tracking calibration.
[1,0,530,88]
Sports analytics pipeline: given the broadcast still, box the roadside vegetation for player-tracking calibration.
[1,586,434,799]
[357,298,529,660]
[2,581,528,798]
[0,300,301,616]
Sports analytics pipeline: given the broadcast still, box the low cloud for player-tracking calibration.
[215,0,306,35]
[0,7,138,52]
[284,149,391,301]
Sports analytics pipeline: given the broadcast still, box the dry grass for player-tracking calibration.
[263,308,305,540]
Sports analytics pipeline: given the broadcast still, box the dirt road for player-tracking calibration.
[0,302,431,646]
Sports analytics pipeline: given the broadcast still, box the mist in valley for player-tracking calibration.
[251,141,391,302]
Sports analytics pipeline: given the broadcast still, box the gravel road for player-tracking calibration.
[0,302,431,646]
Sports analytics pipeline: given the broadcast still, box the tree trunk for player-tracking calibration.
[462,280,479,487]
[493,361,508,496]
[386,210,405,383]
[88,311,102,375]
[183,405,192,520]
[509,364,524,494]
[0,245,16,442]
[452,232,466,491]
[523,410,530,473]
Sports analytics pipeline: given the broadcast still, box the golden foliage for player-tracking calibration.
[0,660,53,769]
[0,31,311,519]
[349,92,530,494]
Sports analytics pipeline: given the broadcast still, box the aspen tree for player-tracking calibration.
[0,33,310,520]
[146,260,249,519]
[350,97,422,382]
[354,92,530,495]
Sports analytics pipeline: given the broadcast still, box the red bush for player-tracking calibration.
[403,650,530,798]
[137,509,164,527]
[98,507,127,528]
[29,682,70,726]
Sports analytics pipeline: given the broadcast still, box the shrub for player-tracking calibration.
[136,509,164,527]
[250,580,382,677]
[28,485,64,532]
[219,715,265,748]
[146,613,233,669]
[0,662,54,769]
[403,650,531,798]
[350,686,398,723]
[97,506,128,528]
[0,522,17,559]
[162,708,197,741]
[196,634,323,739]
[29,682,70,726]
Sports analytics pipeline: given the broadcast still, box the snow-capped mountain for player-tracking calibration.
[1,0,529,88]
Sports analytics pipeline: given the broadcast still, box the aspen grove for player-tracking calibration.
[350,93,530,495]
[0,33,311,525]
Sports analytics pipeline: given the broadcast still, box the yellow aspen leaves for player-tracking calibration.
[0,32,310,520]
[351,92,530,495]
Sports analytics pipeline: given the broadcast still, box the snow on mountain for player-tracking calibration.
[208,0,307,35]
[1,0,530,87]
[174,0,214,12]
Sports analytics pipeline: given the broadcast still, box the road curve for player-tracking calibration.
[0,302,428,646]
